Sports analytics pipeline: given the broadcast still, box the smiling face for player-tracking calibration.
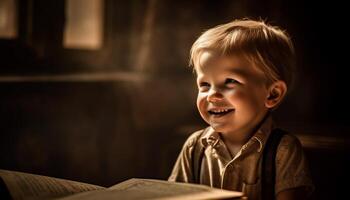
[196,51,271,141]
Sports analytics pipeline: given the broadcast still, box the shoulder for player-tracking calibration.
[264,129,303,157]
[274,130,309,174]
[176,127,209,160]
[278,132,303,152]
[182,127,209,149]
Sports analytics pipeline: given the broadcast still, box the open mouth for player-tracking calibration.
[208,108,234,116]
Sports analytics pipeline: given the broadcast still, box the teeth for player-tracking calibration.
[210,109,231,113]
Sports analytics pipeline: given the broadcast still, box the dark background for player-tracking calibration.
[0,0,349,199]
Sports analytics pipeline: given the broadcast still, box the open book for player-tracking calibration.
[0,169,243,200]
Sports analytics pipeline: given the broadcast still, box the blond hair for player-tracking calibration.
[190,19,295,88]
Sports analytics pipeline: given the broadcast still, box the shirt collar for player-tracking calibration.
[200,126,220,148]
[243,116,274,153]
[200,116,275,153]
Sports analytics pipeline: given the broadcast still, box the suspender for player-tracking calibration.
[261,128,287,200]
[191,127,287,200]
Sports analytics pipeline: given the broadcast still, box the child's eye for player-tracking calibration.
[198,82,210,91]
[225,78,238,85]
[199,82,210,87]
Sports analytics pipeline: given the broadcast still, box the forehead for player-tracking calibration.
[195,51,265,79]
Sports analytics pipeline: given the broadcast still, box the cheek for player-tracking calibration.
[196,93,207,111]
[225,89,245,102]
[227,89,262,109]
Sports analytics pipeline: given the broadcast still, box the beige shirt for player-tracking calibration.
[168,118,314,200]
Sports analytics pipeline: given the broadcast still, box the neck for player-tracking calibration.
[220,112,271,145]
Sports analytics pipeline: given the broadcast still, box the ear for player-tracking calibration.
[265,81,287,109]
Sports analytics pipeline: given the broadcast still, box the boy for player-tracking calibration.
[168,19,314,200]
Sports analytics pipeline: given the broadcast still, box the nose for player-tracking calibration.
[207,88,223,102]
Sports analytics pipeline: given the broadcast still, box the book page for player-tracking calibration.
[59,178,243,200]
[0,169,104,200]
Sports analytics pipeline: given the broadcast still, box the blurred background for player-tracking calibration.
[0,0,349,199]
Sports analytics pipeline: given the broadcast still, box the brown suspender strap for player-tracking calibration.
[261,128,287,200]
